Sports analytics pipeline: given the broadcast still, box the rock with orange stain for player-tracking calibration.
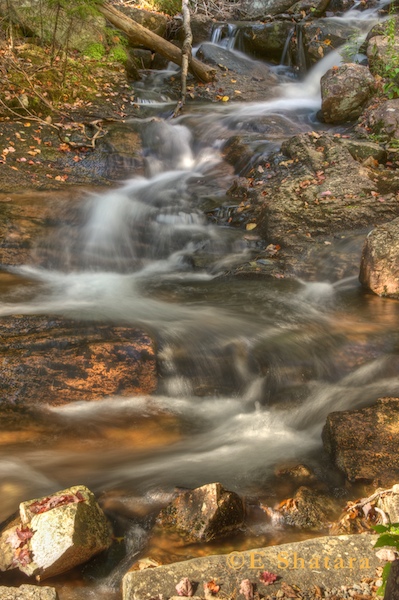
[157,482,244,543]
[0,315,157,406]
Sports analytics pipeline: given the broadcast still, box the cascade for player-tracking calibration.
[0,2,397,597]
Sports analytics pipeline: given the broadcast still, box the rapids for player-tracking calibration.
[0,2,398,597]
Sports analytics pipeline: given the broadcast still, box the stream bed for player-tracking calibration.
[1,2,399,598]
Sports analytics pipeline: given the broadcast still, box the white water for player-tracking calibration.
[0,3,398,595]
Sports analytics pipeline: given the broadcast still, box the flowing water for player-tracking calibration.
[1,3,398,598]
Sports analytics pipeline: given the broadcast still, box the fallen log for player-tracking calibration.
[97,2,216,83]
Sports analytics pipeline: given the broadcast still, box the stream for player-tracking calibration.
[1,2,399,598]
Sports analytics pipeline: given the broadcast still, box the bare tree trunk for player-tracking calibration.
[97,2,215,83]
[173,0,192,116]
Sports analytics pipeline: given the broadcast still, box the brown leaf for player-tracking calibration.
[175,577,194,597]
[204,580,220,595]
[281,582,299,598]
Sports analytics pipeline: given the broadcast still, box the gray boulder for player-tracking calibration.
[359,217,399,297]
[0,0,105,53]
[320,64,376,123]
[365,99,399,141]
[0,485,112,580]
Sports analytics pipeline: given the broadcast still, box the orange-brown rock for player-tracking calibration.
[0,315,157,406]
[157,482,244,542]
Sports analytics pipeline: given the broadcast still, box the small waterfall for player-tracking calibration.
[211,22,239,49]
[295,23,308,75]
[280,26,295,67]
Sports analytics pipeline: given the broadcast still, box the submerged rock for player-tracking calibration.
[0,315,157,406]
[277,486,336,530]
[157,482,244,542]
[0,485,112,580]
[0,586,58,600]
[359,218,399,297]
[320,64,376,123]
[323,397,399,485]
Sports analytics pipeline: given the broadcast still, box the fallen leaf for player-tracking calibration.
[281,582,299,598]
[13,547,32,567]
[259,571,278,585]
[29,491,84,514]
[204,580,220,595]
[240,579,254,599]
[320,190,332,197]
[176,577,194,596]
[246,223,257,230]
[221,96,229,102]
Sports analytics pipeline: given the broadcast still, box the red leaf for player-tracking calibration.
[12,547,32,567]
[259,570,278,585]
[7,526,33,549]
[29,492,85,514]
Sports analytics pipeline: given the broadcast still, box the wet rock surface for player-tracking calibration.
[278,486,337,530]
[359,217,399,297]
[0,485,112,580]
[157,482,245,542]
[226,132,399,279]
[0,315,157,406]
[322,397,399,486]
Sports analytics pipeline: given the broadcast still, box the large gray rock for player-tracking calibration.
[197,42,278,86]
[157,482,244,542]
[244,0,298,16]
[367,35,399,75]
[359,217,399,297]
[123,534,382,600]
[239,21,295,61]
[365,99,399,141]
[323,397,399,485]
[0,586,58,600]
[0,485,112,580]
[0,0,105,52]
[320,64,376,123]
